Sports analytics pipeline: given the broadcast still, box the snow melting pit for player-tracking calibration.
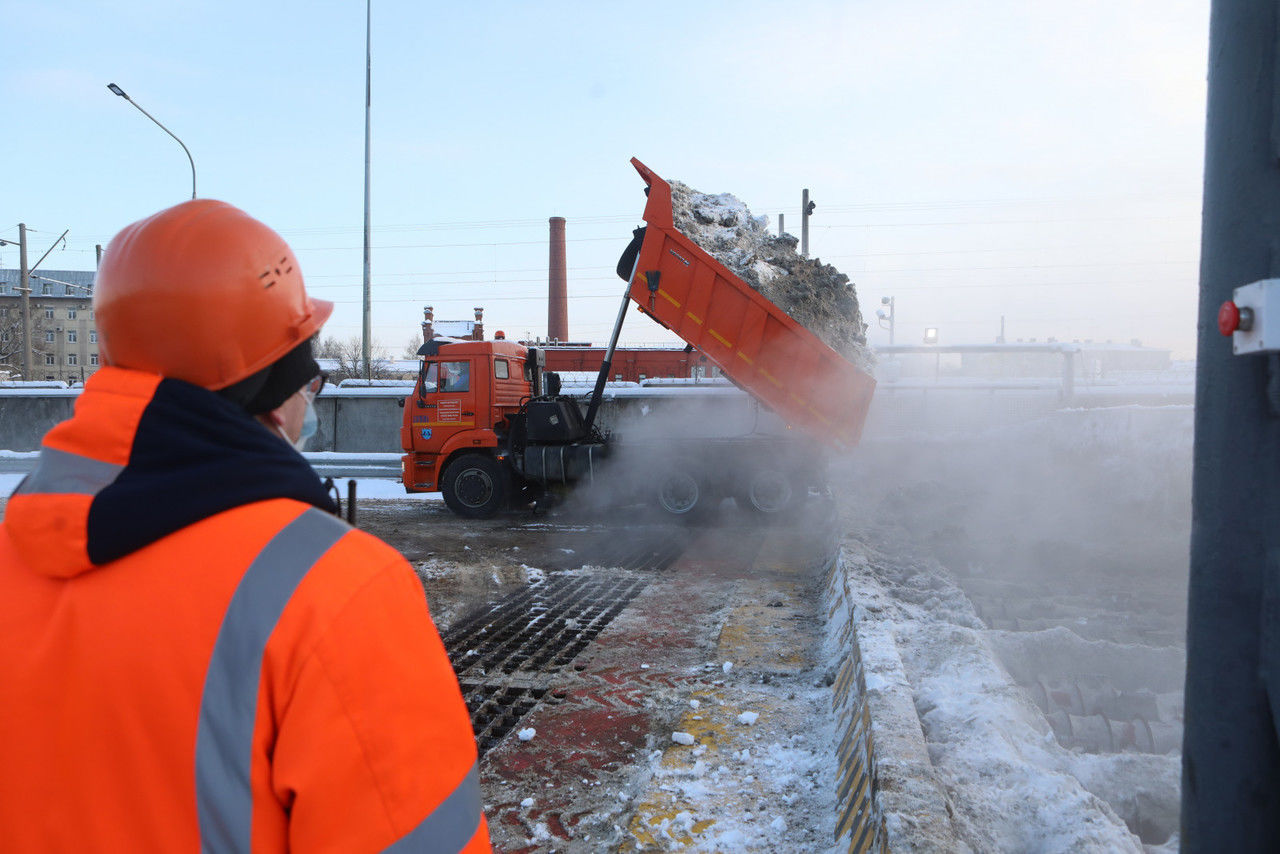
[981,618,1184,846]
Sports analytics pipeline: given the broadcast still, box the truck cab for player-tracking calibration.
[400,339,533,496]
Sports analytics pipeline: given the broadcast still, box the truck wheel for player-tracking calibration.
[735,468,802,515]
[442,454,510,518]
[655,471,703,516]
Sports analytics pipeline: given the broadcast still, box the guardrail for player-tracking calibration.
[0,452,402,481]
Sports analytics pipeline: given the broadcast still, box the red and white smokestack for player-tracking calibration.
[548,216,568,342]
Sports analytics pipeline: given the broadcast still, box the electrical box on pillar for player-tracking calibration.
[1218,279,1280,354]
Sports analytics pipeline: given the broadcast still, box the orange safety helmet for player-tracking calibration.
[94,199,333,390]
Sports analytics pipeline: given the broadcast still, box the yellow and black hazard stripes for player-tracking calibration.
[824,557,890,854]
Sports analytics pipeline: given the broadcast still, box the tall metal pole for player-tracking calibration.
[1184,1,1280,848]
[801,189,811,257]
[18,224,30,381]
[361,0,373,380]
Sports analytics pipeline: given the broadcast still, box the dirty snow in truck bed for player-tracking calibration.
[667,178,873,373]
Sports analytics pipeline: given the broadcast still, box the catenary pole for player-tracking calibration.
[1183,0,1280,848]
[19,224,30,381]
[361,0,373,380]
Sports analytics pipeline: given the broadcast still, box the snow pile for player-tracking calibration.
[667,179,871,371]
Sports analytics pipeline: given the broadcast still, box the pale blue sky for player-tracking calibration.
[3,1,1208,356]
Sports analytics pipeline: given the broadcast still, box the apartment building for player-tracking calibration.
[0,269,98,384]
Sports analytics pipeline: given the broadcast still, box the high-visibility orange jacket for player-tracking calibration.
[0,367,490,853]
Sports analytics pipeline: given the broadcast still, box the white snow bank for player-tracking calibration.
[839,542,1150,852]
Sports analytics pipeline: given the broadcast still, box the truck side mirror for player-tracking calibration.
[545,372,562,397]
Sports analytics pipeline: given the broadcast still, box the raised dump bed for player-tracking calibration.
[626,158,876,447]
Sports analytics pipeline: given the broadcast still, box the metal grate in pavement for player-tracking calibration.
[445,574,648,681]
[442,526,694,755]
[549,528,691,574]
[460,683,550,755]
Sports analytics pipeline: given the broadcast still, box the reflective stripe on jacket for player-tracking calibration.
[0,367,490,852]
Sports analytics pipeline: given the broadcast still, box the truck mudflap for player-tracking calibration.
[519,443,608,485]
[627,158,876,448]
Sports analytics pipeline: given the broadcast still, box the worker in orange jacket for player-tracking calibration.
[0,200,491,852]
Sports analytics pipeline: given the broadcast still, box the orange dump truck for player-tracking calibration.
[401,159,876,518]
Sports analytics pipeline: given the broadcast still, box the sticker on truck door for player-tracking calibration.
[437,399,462,421]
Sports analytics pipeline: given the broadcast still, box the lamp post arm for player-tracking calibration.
[122,98,197,199]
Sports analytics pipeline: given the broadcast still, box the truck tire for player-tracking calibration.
[655,470,705,517]
[735,467,803,515]
[442,454,510,519]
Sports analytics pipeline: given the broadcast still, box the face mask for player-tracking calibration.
[297,398,318,448]
[275,397,318,452]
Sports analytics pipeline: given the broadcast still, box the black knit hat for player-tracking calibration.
[218,338,319,415]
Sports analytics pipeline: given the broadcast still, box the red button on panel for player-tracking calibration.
[1219,301,1241,336]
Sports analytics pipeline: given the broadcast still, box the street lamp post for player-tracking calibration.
[876,296,895,346]
[107,83,197,200]
[361,0,373,380]
[801,189,816,257]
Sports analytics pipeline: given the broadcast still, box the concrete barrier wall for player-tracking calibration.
[0,394,78,452]
[0,385,1199,453]
[312,395,407,453]
[0,387,767,453]
[0,390,411,453]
